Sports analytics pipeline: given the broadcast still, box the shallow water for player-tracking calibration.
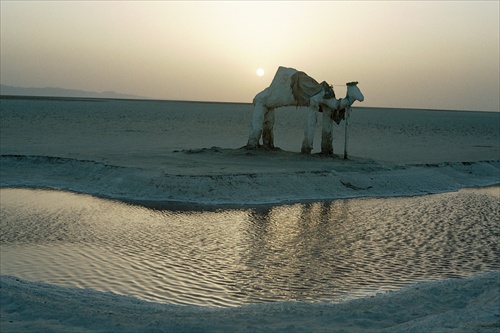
[1,187,499,307]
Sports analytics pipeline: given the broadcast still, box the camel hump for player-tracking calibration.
[290,71,334,106]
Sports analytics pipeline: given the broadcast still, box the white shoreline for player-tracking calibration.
[1,271,498,333]
[1,153,498,206]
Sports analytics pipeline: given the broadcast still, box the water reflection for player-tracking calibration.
[1,188,499,307]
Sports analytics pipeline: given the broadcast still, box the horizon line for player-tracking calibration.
[1,94,498,113]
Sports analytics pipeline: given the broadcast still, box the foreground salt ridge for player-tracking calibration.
[1,271,498,333]
[0,152,499,205]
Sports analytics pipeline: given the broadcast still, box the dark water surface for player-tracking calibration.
[1,187,499,307]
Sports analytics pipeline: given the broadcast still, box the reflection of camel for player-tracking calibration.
[246,66,364,155]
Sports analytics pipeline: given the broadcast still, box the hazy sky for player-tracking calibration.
[1,1,499,111]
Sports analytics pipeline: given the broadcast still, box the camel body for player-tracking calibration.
[247,66,364,154]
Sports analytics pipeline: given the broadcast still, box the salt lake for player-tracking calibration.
[1,186,498,307]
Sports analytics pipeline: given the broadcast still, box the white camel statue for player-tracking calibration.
[246,66,364,155]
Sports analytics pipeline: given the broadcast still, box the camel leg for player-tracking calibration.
[262,108,275,149]
[321,108,334,155]
[301,107,318,154]
[247,103,266,148]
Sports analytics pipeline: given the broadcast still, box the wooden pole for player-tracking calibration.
[343,106,351,160]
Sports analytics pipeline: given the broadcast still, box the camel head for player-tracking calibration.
[328,82,364,111]
[346,82,364,103]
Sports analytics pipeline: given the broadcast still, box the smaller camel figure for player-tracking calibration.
[246,66,364,155]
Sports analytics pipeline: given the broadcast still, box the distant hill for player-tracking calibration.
[0,84,146,100]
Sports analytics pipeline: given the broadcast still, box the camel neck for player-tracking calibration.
[339,96,351,110]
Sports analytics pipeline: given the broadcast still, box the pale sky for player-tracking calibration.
[1,1,499,111]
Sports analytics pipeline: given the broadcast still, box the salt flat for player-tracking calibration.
[1,99,498,204]
[0,98,499,332]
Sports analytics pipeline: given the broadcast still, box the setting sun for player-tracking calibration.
[256,68,265,77]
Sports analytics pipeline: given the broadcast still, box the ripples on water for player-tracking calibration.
[1,187,499,307]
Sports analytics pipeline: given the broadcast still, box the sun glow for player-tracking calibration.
[256,68,265,77]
